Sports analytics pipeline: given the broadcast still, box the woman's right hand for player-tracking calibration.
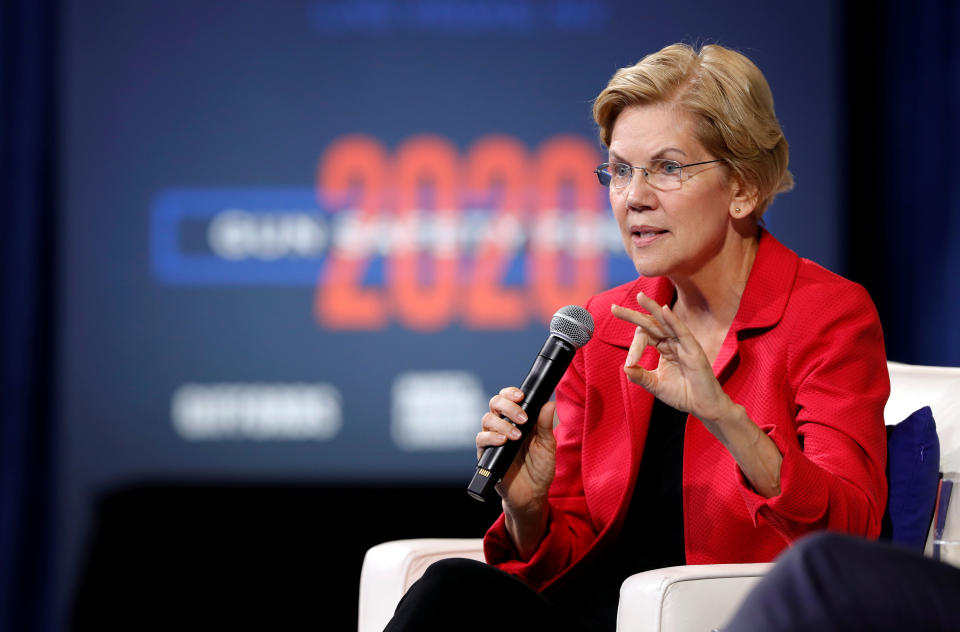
[477,387,558,516]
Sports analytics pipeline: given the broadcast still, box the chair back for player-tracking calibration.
[885,361,960,473]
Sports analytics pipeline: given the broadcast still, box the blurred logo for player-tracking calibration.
[172,382,343,441]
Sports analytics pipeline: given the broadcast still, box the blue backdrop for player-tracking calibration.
[2,1,958,630]
[55,2,844,618]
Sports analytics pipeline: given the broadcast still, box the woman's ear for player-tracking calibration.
[728,176,760,220]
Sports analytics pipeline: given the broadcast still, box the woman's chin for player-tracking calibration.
[630,255,670,279]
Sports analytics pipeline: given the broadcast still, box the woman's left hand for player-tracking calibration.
[613,292,783,497]
[611,292,732,425]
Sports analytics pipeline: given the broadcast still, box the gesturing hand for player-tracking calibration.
[612,292,784,497]
[611,292,732,425]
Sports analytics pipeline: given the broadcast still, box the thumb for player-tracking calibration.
[536,401,557,436]
[624,365,658,393]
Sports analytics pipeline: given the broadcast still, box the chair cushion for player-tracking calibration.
[881,406,940,549]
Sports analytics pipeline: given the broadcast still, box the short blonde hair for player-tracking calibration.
[593,43,794,217]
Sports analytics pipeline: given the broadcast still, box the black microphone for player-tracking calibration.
[467,305,594,502]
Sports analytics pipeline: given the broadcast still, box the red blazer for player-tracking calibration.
[484,230,889,591]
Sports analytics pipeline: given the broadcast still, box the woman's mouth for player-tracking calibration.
[630,225,669,246]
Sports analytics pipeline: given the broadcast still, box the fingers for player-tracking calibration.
[489,387,527,424]
[612,293,683,394]
[634,292,677,339]
[624,325,648,368]
[612,294,674,367]
[476,387,528,457]
[476,428,508,459]
[611,297,673,341]
[659,301,699,356]
[611,302,665,335]
[623,363,657,391]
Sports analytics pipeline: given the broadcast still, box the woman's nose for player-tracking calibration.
[624,170,659,211]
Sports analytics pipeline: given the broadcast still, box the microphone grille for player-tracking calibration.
[550,305,595,348]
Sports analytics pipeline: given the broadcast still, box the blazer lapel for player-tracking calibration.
[590,276,675,529]
[713,229,799,381]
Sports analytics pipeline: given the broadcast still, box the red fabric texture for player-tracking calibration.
[483,230,890,592]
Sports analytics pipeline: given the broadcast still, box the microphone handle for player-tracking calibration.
[467,335,576,502]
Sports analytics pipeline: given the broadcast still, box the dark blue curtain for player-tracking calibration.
[845,1,960,366]
[0,0,57,631]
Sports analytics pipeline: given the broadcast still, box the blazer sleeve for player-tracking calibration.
[482,306,601,591]
[736,281,889,541]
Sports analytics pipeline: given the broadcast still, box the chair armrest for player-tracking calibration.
[358,538,485,632]
[617,563,773,632]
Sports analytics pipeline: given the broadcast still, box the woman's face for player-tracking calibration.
[608,104,739,280]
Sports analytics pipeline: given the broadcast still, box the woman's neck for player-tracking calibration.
[669,228,759,351]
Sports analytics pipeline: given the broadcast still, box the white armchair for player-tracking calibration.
[359,362,960,632]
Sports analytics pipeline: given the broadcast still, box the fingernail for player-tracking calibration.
[517,412,528,423]
[512,389,523,399]
[510,428,522,439]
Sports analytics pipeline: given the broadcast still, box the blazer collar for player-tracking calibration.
[727,228,798,336]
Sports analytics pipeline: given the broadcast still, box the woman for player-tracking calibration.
[387,42,888,632]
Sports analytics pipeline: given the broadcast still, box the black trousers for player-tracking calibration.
[384,558,594,632]
[722,532,960,632]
